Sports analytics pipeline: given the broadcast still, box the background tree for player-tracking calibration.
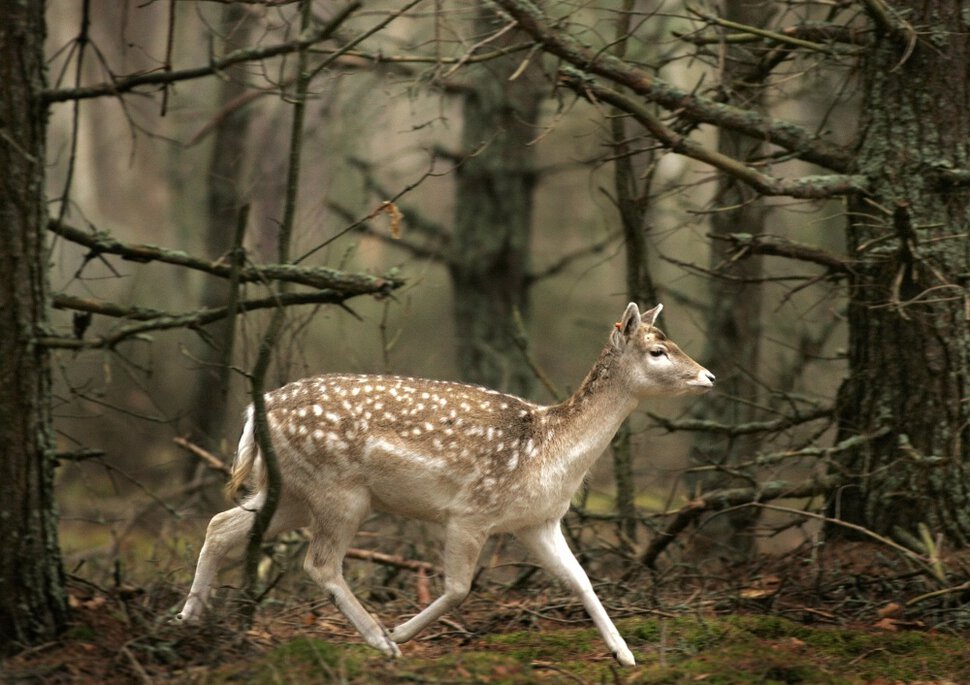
[450,5,544,396]
[832,0,970,540]
[493,0,969,547]
[686,0,771,562]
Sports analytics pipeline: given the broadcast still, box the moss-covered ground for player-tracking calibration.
[8,602,967,684]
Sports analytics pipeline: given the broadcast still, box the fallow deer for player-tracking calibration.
[176,303,714,666]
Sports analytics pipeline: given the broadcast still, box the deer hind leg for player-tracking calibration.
[302,492,401,658]
[515,519,636,667]
[177,496,306,623]
[390,522,486,644]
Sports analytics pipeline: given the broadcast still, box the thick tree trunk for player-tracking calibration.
[831,1,970,542]
[0,1,69,651]
[451,7,542,396]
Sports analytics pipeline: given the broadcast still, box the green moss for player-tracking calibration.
[63,622,96,641]
[233,637,364,684]
[196,616,970,684]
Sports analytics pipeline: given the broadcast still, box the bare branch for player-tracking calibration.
[648,405,834,437]
[492,0,854,172]
[560,70,868,199]
[640,428,890,568]
[45,290,356,349]
[640,474,840,568]
[712,233,854,274]
[48,219,402,297]
[42,1,362,104]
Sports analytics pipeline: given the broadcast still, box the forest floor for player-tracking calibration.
[5,540,970,684]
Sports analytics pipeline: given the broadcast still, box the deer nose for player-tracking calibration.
[704,371,716,385]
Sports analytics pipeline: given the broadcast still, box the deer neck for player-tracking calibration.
[539,345,636,482]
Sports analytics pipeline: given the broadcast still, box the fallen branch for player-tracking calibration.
[344,548,440,575]
[174,437,232,476]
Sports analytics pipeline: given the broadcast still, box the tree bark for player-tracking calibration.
[830,0,970,542]
[686,0,770,562]
[0,0,69,651]
[186,4,254,458]
[451,6,543,396]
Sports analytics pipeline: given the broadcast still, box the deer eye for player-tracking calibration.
[649,348,667,358]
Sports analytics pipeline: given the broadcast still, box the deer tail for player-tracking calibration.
[225,405,263,502]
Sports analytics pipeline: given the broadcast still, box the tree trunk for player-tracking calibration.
[831,1,970,542]
[451,7,542,396]
[0,1,69,651]
[186,4,254,458]
[608,0,660,547]
[685,0,770,562]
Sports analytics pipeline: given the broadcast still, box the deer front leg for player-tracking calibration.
[390,522,486,644]
[515,519,636,667]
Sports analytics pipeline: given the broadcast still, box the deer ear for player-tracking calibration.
[611,302,642,347]
[641,303,663,327]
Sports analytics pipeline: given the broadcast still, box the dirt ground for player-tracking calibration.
[5,539,970,684]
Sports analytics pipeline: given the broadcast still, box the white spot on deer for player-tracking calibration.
[486,427,495,441]
[423,422,434,432]
[507,452,519,470]
[421,392,430,400]
[351,387,360,396]
[364,384,373,393]
[312,429,325,441]
[312,404,323,416]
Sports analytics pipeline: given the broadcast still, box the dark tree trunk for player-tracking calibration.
[608,0,660,546]
[451,7,542,396]
[686,0,769,561]
[0,1,69,651]
[831,0,970,542]
[186,4,254,457]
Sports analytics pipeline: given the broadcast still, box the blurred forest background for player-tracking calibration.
[3,0,970,677]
